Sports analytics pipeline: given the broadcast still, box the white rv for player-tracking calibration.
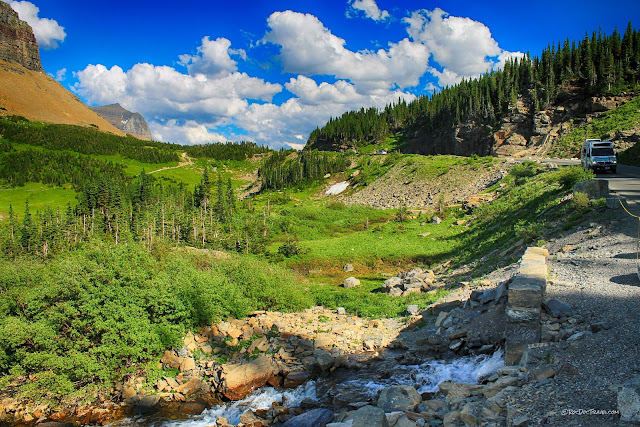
[581,139,617,173]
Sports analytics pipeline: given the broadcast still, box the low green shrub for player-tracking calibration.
[0,241,311,403]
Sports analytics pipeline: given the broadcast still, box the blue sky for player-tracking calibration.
[8,0,639,148]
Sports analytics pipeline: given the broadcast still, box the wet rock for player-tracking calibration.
[343,277,361,288]
[221,356,277,400]
[283,408,334,427]
[377,385,422,412]
[240,410,266,425]
[131,395,161,415]
[284,371,311,388]
[343,405,389,427]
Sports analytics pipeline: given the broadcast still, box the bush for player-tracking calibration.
[0,241,311,403]
[572,192,590,210]
[557,167,594,189]
[510,161,540,185]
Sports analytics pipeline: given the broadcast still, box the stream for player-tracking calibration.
[113,350,504,426]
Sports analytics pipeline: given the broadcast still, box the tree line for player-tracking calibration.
[1,167,272,258]
[307,22,640,150]
[184,141,271,160]
[258,150,350,190]
[0,117,180,164]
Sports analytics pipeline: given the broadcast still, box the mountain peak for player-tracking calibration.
[90,104,153,141]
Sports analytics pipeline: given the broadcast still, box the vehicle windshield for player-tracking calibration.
[592,147,615,156]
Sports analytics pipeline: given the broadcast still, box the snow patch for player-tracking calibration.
[326,181,349,195]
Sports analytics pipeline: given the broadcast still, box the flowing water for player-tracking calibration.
[116,350,503,426]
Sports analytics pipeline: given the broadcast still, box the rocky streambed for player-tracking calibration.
[2,248,614,426]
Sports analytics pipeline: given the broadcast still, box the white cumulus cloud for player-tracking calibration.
[263,10,429,93]
[150,120,229,145]
[71,7,523,148]
[9,1,66,49]
[348,0,390,21]
[179,37,240,77]
[404,8,523,86]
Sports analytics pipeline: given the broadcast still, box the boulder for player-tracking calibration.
[431,216,442,225]
[573,179,609,199]
[377,385,422,412]
[343,405,389,427]
[131,395,161,415]
[343,277,361,288]
[284,371,311,388]
[383,277,403,289]
[542,299,575,318]
[344,263,354,272]
[221,356,276,400]
[618,377,640,422]
[283,408,334,427]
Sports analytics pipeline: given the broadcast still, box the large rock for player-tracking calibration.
[343,405,389,427]
[542,299,575,318]
[618,377,640,422]
[343,277,361,288]
[377,385,421,412]
[573,179,609,199]
[0,2,43,71]
[283,408,334,427]
[221,356,276,400]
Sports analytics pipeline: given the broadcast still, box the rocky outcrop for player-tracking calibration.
[0,1,42,72]
[90,103,153,141]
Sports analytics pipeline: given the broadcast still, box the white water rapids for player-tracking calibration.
[133,350,504,426]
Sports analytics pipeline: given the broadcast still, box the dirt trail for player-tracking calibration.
[147,152,193,174]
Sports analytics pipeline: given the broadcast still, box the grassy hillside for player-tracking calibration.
[0,60,123,135]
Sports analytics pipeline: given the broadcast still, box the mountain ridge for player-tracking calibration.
[90,103,153,141]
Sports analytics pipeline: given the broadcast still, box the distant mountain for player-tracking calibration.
[89,104,153,141]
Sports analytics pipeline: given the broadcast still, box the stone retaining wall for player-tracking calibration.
[505,247,549,365]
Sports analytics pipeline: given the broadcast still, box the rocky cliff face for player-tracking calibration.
[89,103,153,141]
[0,1,42,72]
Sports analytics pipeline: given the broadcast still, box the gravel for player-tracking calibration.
[508,207,640,426]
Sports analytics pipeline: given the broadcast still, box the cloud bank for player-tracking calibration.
[73,5,521,148]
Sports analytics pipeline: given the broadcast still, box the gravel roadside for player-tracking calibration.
[509,205,640,426]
